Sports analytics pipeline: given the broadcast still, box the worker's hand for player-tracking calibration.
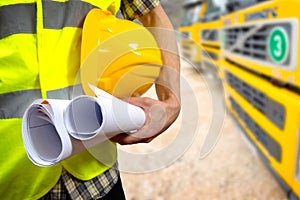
[110,96,180,145]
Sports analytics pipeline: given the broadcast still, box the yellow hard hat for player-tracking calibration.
[81,9,163,98]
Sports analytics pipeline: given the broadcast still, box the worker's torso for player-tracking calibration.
[0,1,120,199]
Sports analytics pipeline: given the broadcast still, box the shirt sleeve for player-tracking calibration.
[120,0,160,20]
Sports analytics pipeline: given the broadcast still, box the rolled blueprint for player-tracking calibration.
[22,88,146,166]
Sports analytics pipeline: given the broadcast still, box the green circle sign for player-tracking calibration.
[268,27,289,64]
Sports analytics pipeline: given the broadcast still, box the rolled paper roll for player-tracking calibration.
[22,99,73,166]
[22,88,146,166]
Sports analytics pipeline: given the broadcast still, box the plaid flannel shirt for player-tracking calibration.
[40,0,160,199]
[40,164,119,200]
[120,0,160,20]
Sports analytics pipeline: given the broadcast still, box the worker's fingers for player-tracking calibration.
[111,97,167,145]
[110,110,165,144]
[110,133,155,145]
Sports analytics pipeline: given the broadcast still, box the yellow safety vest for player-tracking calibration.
[0,0,120,199]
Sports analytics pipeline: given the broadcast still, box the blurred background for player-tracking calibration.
[119,0,300,199]
[161,0,185,29]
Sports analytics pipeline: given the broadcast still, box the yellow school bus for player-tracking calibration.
[178,0,203,68]
[222,0,300,198]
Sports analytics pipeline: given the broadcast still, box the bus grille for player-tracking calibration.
[229,97,282,162]
[223,21,293,67]
[226,71,286,130]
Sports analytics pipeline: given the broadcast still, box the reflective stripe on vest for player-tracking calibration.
[0,1,96,39]
[0,85,83,119]
[42,1,96,29]
[0,89,41,119]
[46,84,84,99]
[0,4,36,39]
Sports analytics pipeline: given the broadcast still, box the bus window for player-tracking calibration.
[201,0,228,22]
[181,4,202,26]
[226,0,270,13]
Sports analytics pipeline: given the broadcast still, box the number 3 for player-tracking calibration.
[273,35,282,57]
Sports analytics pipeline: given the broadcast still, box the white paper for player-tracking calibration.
[90,84,146,135]
[22,88,146,166]
[22,99,72,166]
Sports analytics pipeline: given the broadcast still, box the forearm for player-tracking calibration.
[139,4,181,113]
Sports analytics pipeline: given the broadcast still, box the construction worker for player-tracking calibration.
[0,0,180,199]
